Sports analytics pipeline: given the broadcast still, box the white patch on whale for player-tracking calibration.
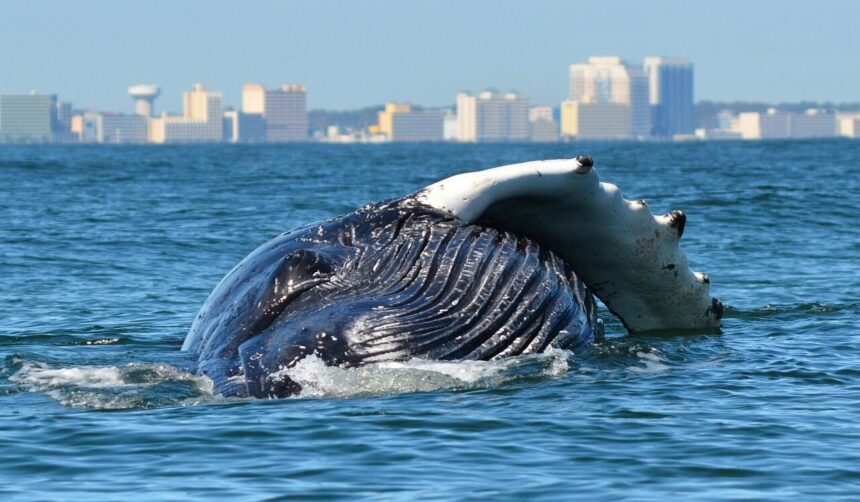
[417,157,720,332]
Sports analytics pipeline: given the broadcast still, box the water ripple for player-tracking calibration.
[1,142,859,499]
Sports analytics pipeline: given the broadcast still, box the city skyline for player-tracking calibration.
[1,1,857,113]
[4,52,858,144]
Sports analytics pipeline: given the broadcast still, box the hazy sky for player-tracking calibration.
[1,1,857,113]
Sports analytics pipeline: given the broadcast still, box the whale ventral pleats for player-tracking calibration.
[185,198,599,398]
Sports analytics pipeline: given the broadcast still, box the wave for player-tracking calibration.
[8,343,685,409]
[728,302,859,320]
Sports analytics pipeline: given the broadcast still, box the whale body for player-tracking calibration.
[183,157,722,397]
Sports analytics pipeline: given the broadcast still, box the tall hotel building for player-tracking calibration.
[377,102,412,138]
[562,57,650,139]
[0,92,56,143]
[644,57,694,138]
[149,84,223,143]
[377,102,446,142]
[456,91,529,142]
[242,84,308,142]
[560,101,632,140]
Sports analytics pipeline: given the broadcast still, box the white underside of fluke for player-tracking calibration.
[416,157,721,332]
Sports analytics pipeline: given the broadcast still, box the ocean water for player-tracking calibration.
[1,141,858,499]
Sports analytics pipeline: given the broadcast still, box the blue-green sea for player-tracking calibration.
[1,141,858,500]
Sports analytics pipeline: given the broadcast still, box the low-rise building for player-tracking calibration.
[694,128,743,140]
[790,109,836,138]
[390,110,446,142]
[321,125,386,143]
[98,113,148,143]
[376,102,446,141]
[736,109,836,140]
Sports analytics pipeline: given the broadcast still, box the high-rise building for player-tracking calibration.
[0,92,56,143]
[456,91,529,142]
[837,113,860,138]
[560,101,632,139]
[443,110,459,141]
[644,57,694,138]
[529,106,558,142]
[222,110,266,143]
[568,56,650,139]
[264,84,308,142]
[242,84,308,142]
[222,111,238,143]
[148,84,223,143]
[456,93,477,142]
[52,101,78,143]
[377,102,412,139]
[54,101,72,130]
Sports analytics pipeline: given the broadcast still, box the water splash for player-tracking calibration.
[9,350,573,408]
[627,350,671,374]
[9,360,214,410]
[272,349,571,399]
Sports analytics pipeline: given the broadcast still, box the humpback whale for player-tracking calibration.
[183,157,722,398]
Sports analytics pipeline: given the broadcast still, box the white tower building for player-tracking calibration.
[128,84,160,117]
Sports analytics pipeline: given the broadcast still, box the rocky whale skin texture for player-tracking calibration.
[183,157,721,398]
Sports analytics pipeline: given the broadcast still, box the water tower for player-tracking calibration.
[128,84,160,117]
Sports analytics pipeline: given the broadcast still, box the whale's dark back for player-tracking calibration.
[184,199,598,397]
